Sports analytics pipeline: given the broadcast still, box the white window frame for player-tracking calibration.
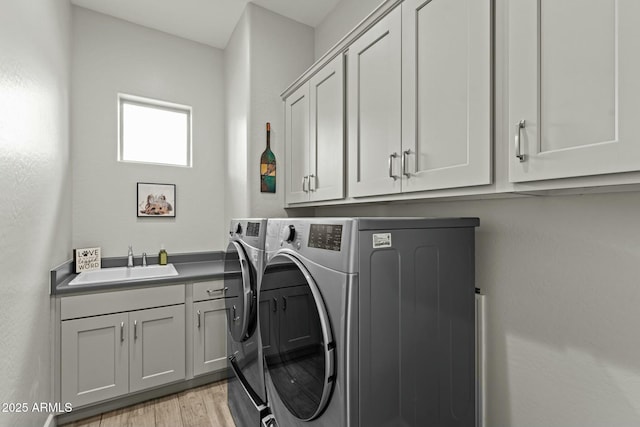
[117,93,193,167]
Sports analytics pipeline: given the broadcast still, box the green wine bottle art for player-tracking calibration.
[260,122,276,193]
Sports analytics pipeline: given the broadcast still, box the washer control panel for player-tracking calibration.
[266,219,355,273]
[308,224,343,251]
[246,221,261,237]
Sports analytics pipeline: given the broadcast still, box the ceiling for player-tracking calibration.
[70,0,340,49]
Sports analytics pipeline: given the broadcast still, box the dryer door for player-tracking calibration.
[224,241,256,342]
[259,254,335,421]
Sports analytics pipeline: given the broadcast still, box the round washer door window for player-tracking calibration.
[224,241,256,342]
[259,254,335,421]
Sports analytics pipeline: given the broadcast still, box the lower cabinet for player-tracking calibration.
[61,312,129,407]
[129,305,186,392]
[193,298,228,376]
[61,304,185,407]
[59,282,230,410]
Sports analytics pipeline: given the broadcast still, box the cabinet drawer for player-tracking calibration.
[193,280,227,302]
[61,285,185,320]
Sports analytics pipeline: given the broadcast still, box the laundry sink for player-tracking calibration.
[68,264,179,286]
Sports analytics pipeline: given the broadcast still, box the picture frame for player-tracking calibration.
[137,182,176,217]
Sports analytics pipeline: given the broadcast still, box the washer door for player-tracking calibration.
[224,241,256,342]
[259,254,335,421]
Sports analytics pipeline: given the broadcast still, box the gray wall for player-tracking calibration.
[314,0,382,59]
[72,7,226,257]
[224,4,314,224]
[0,0,71,426]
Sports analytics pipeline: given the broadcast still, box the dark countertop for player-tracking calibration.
[51,252,229,296]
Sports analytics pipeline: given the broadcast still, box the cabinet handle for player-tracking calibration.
[134,320,137,340]
[515,120,526,162]
[206,287,228,296]
[282,296,287,311]
[197,310,201,328]
[302,176,308,192]
[120,322,124,342]
[273,297,278,312]
[232,305,240,321]
[402,149,412,177]
[309,174,316,192]
[388,153,399,180]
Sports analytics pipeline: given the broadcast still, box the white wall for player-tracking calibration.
[247,4,315,218]
[0,0,71,425]
[224,4,314,222]
[72,7,226,257]
[224,9,252,230]
[314,0,383,59]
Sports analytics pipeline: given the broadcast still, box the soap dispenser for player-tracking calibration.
[159,244,168,265]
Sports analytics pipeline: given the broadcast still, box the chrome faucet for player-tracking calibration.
[127,245,134,267]
[142,252,147,267]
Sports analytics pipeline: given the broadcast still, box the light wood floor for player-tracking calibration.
[63,381,236,427]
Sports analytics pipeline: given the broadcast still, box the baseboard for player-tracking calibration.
[43,413,56,427]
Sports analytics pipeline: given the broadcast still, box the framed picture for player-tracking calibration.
[137,183,176,217]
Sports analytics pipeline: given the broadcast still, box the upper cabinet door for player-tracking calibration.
[285,84,311,204]
[309,54,345,202]
[402,0,491,192]
[347,6,403,197]
[509,0,640,182]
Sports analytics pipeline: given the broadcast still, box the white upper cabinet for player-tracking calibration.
[286,0,491,204]
[347,7,403,197]
[402,0,491,192]
[509,0,640,182]
[309,54,345,202]
[285,85,310,204]
[348,1,490,198]
[285,54,345,204]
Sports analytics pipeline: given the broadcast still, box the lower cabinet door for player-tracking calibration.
[129,305,186,393]
[193,299,228,376]
[278,285,320,356]
[258,290,278,361]
[61,312,129,407]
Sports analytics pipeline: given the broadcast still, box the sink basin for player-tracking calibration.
[69,264,179,286]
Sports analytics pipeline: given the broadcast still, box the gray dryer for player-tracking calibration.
[260,217,479,427]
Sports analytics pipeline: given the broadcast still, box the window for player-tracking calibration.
[118,94,192,167]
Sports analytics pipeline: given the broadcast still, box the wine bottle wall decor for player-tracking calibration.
[260,122,276,193]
